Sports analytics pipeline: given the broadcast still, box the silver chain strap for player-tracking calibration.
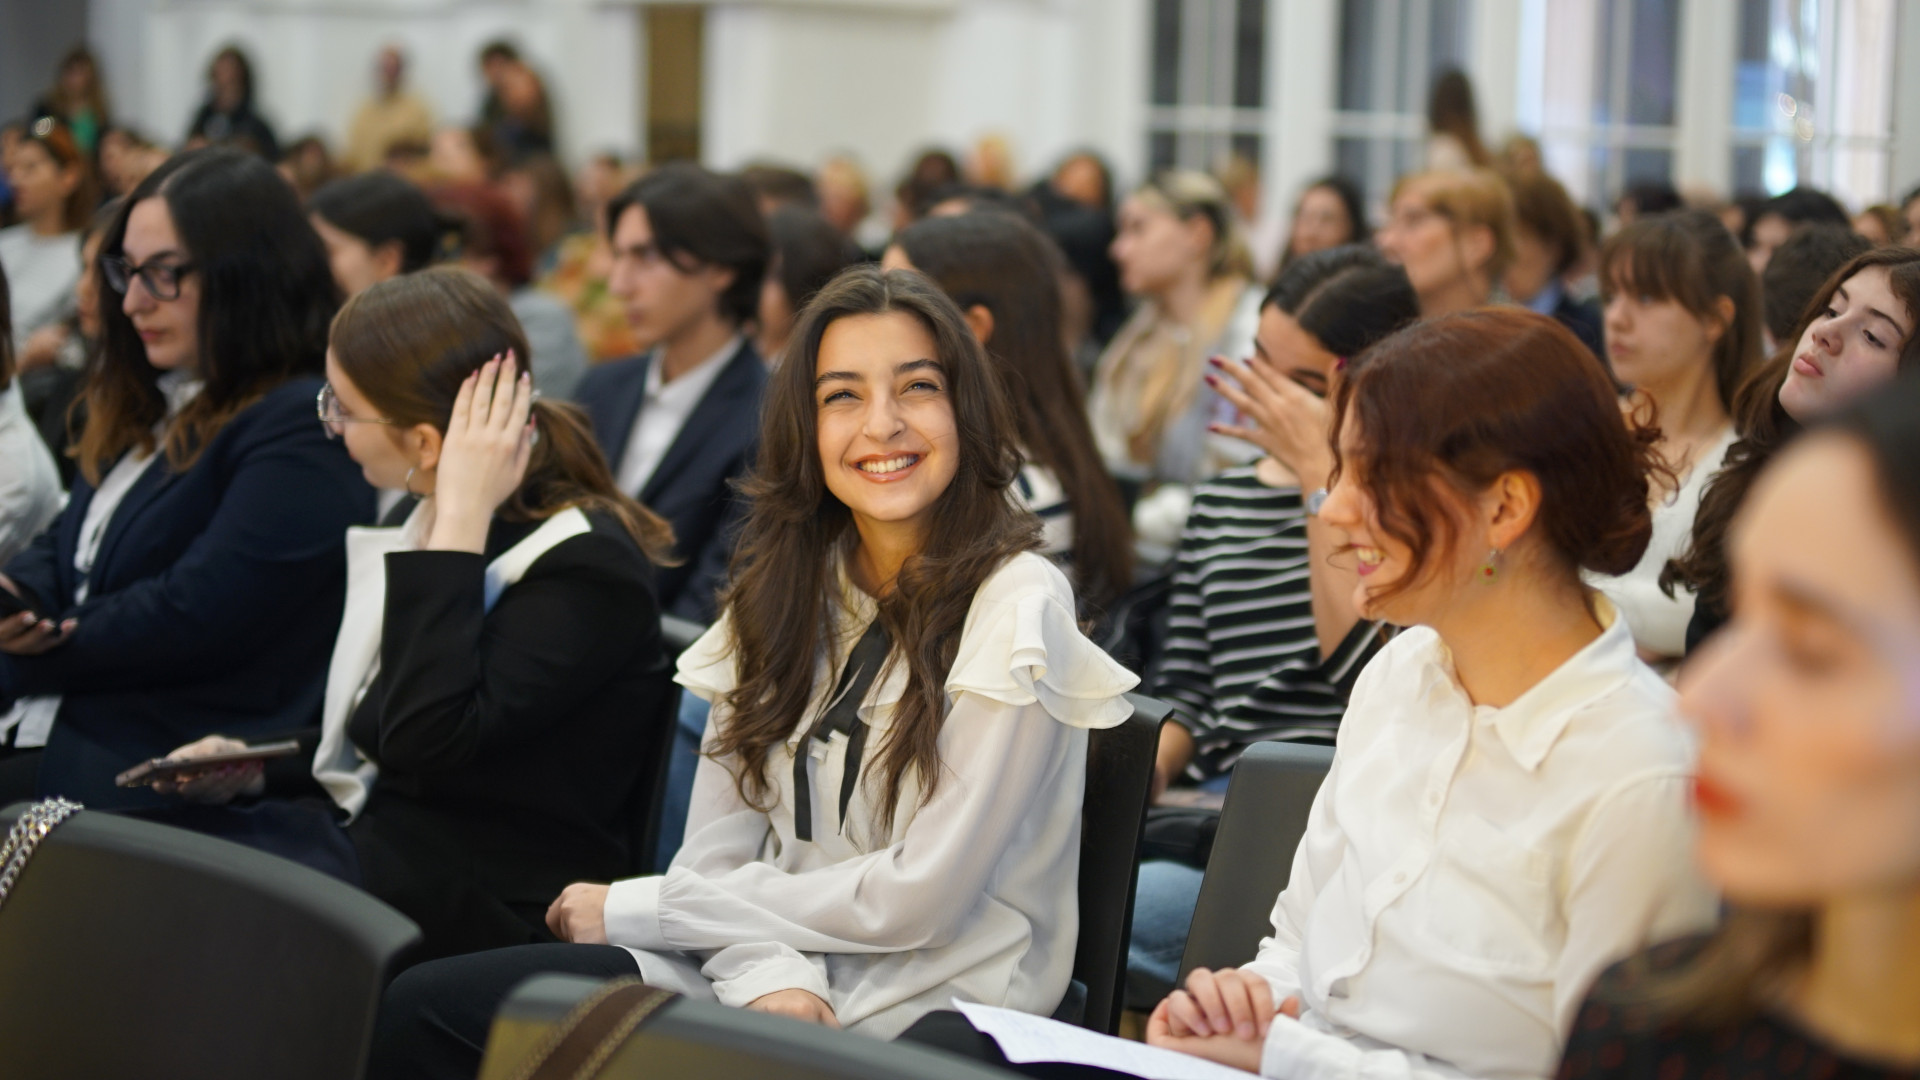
[0,798,84,911]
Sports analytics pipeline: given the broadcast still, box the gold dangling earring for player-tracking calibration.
[404,466,419,497]
[1479,548,1501,583]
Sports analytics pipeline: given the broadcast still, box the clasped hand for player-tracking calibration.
[425,353,536,554]
[1145,966,1302,1072]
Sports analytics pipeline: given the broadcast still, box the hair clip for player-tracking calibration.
[30,117,54,139]
[1334,356,1350,371]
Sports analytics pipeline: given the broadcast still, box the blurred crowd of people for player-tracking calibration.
[4,42,1920,1080]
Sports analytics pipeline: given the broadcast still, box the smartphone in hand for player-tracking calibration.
[0,588,39,622]
[115,740,303,789]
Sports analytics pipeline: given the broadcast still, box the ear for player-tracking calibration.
[1460,224,1496,273]
[372,240,406,282]
[1703,294,1736,347]
[963,304,995,346]
[1182,214,1217,260]
[405,422,445,475]
[704,264,738,308]
[1483,469,1543,554]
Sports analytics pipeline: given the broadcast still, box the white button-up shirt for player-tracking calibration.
[601,552,1140,1038]
[1246,598,1717,1080]
[612,337,740,497]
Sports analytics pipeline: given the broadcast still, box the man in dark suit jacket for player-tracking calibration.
[573,163,770,624]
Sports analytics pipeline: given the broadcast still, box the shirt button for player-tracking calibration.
[1393,872,1407,884]
[1427,792,1440,807]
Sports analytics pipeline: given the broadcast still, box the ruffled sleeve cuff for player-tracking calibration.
[603,874,668,951]
[941,553,1140,730]
[674,613,738,704]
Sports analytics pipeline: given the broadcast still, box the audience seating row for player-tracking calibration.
[0,695,1333,1078]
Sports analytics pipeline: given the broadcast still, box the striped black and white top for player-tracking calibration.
[1152,463,1385,783]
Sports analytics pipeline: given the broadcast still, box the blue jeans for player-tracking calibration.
[1124,770,1231,1008]
[652,692,711,873]
[1125,858,1207,1009]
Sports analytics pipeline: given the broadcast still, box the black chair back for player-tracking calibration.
[481,974,1020,1080]
[0,803,420,1080]
[1175,741,1334,981]
[1065,692,1168,1033]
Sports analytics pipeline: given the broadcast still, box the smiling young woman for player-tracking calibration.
[366,265,1138,1080]
[901,309,1716,1080]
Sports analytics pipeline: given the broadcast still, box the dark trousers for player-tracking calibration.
[897,1011,1142,1079]
[367,942,640,1080]
[0,746,43,807]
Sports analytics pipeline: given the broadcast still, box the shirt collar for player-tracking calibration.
[642,335,741,403]
[1417,594,1637,772]
[1489,594,1635,770]
[1524,279,1565,316]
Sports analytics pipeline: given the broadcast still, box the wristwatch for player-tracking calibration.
[1306,488,1330,517]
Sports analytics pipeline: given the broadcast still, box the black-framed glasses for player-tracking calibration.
[316,383,395,440]
[101,254,197,302]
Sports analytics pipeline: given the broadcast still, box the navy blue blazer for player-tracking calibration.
[575,340,765,623]
[0,376,376,807]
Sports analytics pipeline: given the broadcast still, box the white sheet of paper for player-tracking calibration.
[953,1002,1261,1080]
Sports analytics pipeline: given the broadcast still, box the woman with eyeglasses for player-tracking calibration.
[153,267,679,964]
[1374,168,1516,318]
[0,147,373,807]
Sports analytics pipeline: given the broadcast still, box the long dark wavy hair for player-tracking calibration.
[894,210,1134,611]
[710,265,1039,832]
[1664,246,1920,615]
[80,147,340,484]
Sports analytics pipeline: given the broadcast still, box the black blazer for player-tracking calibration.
[575,340,766,623]
[0,376,375,807]
[344,510,674,955]
[1552,292,1606,362]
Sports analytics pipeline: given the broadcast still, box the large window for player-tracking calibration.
[1144,0,1267,175]
[1532,0,1683,207]
[1330,0,1473,208]
[1731,0,1898,205]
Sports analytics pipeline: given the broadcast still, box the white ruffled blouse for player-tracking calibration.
[601,551,1139,1038]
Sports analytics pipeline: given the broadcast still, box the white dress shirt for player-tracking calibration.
[1243,597,1717,1080]
[1591,425,1739,658]
[0,382,61,566]
[601,552,1139,1038]
[613,337,740,497]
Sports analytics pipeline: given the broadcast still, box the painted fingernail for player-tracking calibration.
[1208,355,1223,367]
[1204,374,1219,386]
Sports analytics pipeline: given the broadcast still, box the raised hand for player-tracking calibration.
[1205,354,1336,491]
[426,352,536,554]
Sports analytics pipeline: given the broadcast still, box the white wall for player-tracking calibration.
[86,0,641,164]
[703,0,1146,201]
